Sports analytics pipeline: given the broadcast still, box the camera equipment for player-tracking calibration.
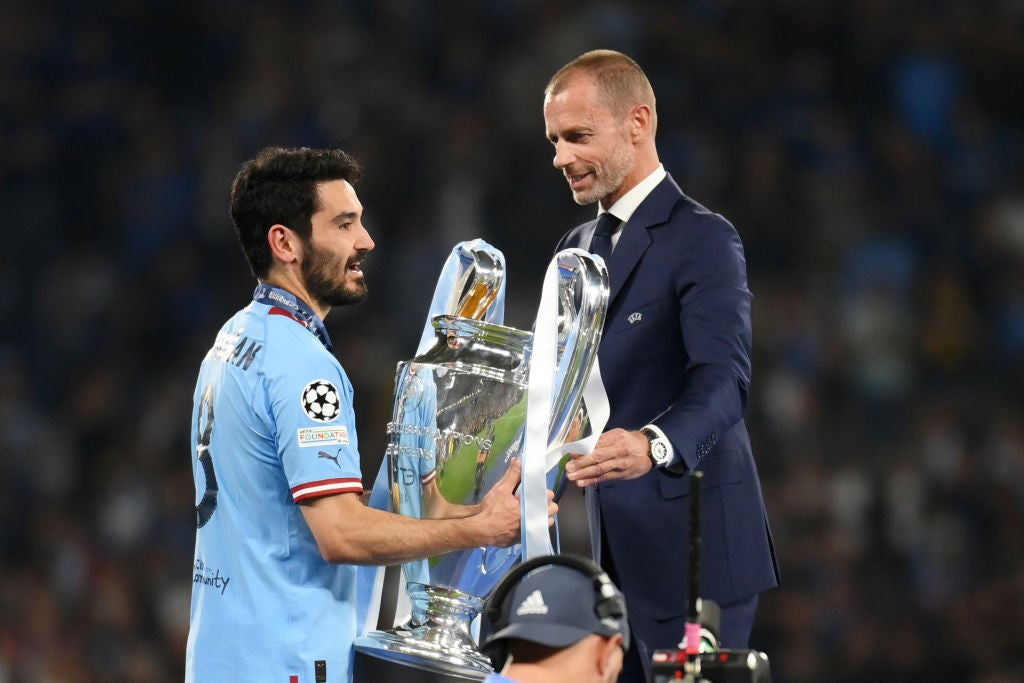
[651,649,772,683]
[648,471,772,683]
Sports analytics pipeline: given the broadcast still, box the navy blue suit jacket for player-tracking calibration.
[557,174,779,648]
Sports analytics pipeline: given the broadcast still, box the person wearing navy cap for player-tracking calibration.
[480,555,629,683]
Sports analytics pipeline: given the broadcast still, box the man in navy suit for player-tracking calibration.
[543,50,780,682]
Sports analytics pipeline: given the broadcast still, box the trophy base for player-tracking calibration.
[353,627,491,680]
[353,645,485,682]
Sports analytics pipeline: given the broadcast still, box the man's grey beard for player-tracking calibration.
[572,141,633,206]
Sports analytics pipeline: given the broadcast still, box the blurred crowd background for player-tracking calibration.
[2,1,1023,681]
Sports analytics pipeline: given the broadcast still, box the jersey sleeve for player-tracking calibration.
[262,319,364,502]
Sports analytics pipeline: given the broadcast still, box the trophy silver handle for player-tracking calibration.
[452,244,503,320]
[548,248,609,448]
[414,239,506,357]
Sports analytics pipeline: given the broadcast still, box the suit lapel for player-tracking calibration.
[606,175,684,304]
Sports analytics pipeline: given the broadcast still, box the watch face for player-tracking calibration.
[647,438,671,464]
[643,428,671,466]
[652,441,669,462]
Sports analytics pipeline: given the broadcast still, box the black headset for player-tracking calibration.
[480,554,628,670]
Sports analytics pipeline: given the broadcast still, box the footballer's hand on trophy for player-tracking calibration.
[475,458,525,547]
[564,428,652,486]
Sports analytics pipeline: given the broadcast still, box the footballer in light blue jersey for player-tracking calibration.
[186,287,364,683]
[184,146,381,683]
[186,147,527,683]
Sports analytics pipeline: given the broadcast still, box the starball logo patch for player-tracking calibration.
[301,379,341,422]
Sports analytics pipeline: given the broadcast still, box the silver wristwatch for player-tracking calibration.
[640,426,673,468]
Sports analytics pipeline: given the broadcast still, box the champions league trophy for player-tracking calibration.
[354,241,609,679]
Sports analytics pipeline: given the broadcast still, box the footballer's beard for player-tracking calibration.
[572,137,633,206]
[302,243,368,309]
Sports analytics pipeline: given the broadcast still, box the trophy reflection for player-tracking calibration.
[355,243,608,677]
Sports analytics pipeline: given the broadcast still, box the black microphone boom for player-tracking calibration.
[649,470,773,683]
[688,470,703,640]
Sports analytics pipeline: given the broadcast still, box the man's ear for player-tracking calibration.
[267,224,301,265]
[597,634,624,678]
[628,104,653,139]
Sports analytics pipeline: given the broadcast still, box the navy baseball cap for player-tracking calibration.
[482,562,631,652]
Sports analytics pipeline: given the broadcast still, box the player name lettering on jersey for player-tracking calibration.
[205,329,263,370]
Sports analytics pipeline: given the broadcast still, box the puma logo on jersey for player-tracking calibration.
[318,451,342,468]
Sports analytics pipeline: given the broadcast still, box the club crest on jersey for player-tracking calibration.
[301,379,341,422]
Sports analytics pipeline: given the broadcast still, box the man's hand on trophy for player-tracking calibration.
[564,429,652,487]
[474,458,523,547]
[474,459,558,547]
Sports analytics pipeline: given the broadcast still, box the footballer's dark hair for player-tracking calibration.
[229,147,362,279]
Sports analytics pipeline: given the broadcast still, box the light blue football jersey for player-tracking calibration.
[185,289,365,683]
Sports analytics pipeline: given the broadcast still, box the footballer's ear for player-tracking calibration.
[267,224,301,264]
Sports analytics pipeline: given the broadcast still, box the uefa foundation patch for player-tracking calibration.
[298,426,350,448]
[301,379,341,422]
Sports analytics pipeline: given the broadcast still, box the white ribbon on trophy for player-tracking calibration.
[520,255,610,560]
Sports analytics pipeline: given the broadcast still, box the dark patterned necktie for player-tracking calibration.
[589,212,620,266]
